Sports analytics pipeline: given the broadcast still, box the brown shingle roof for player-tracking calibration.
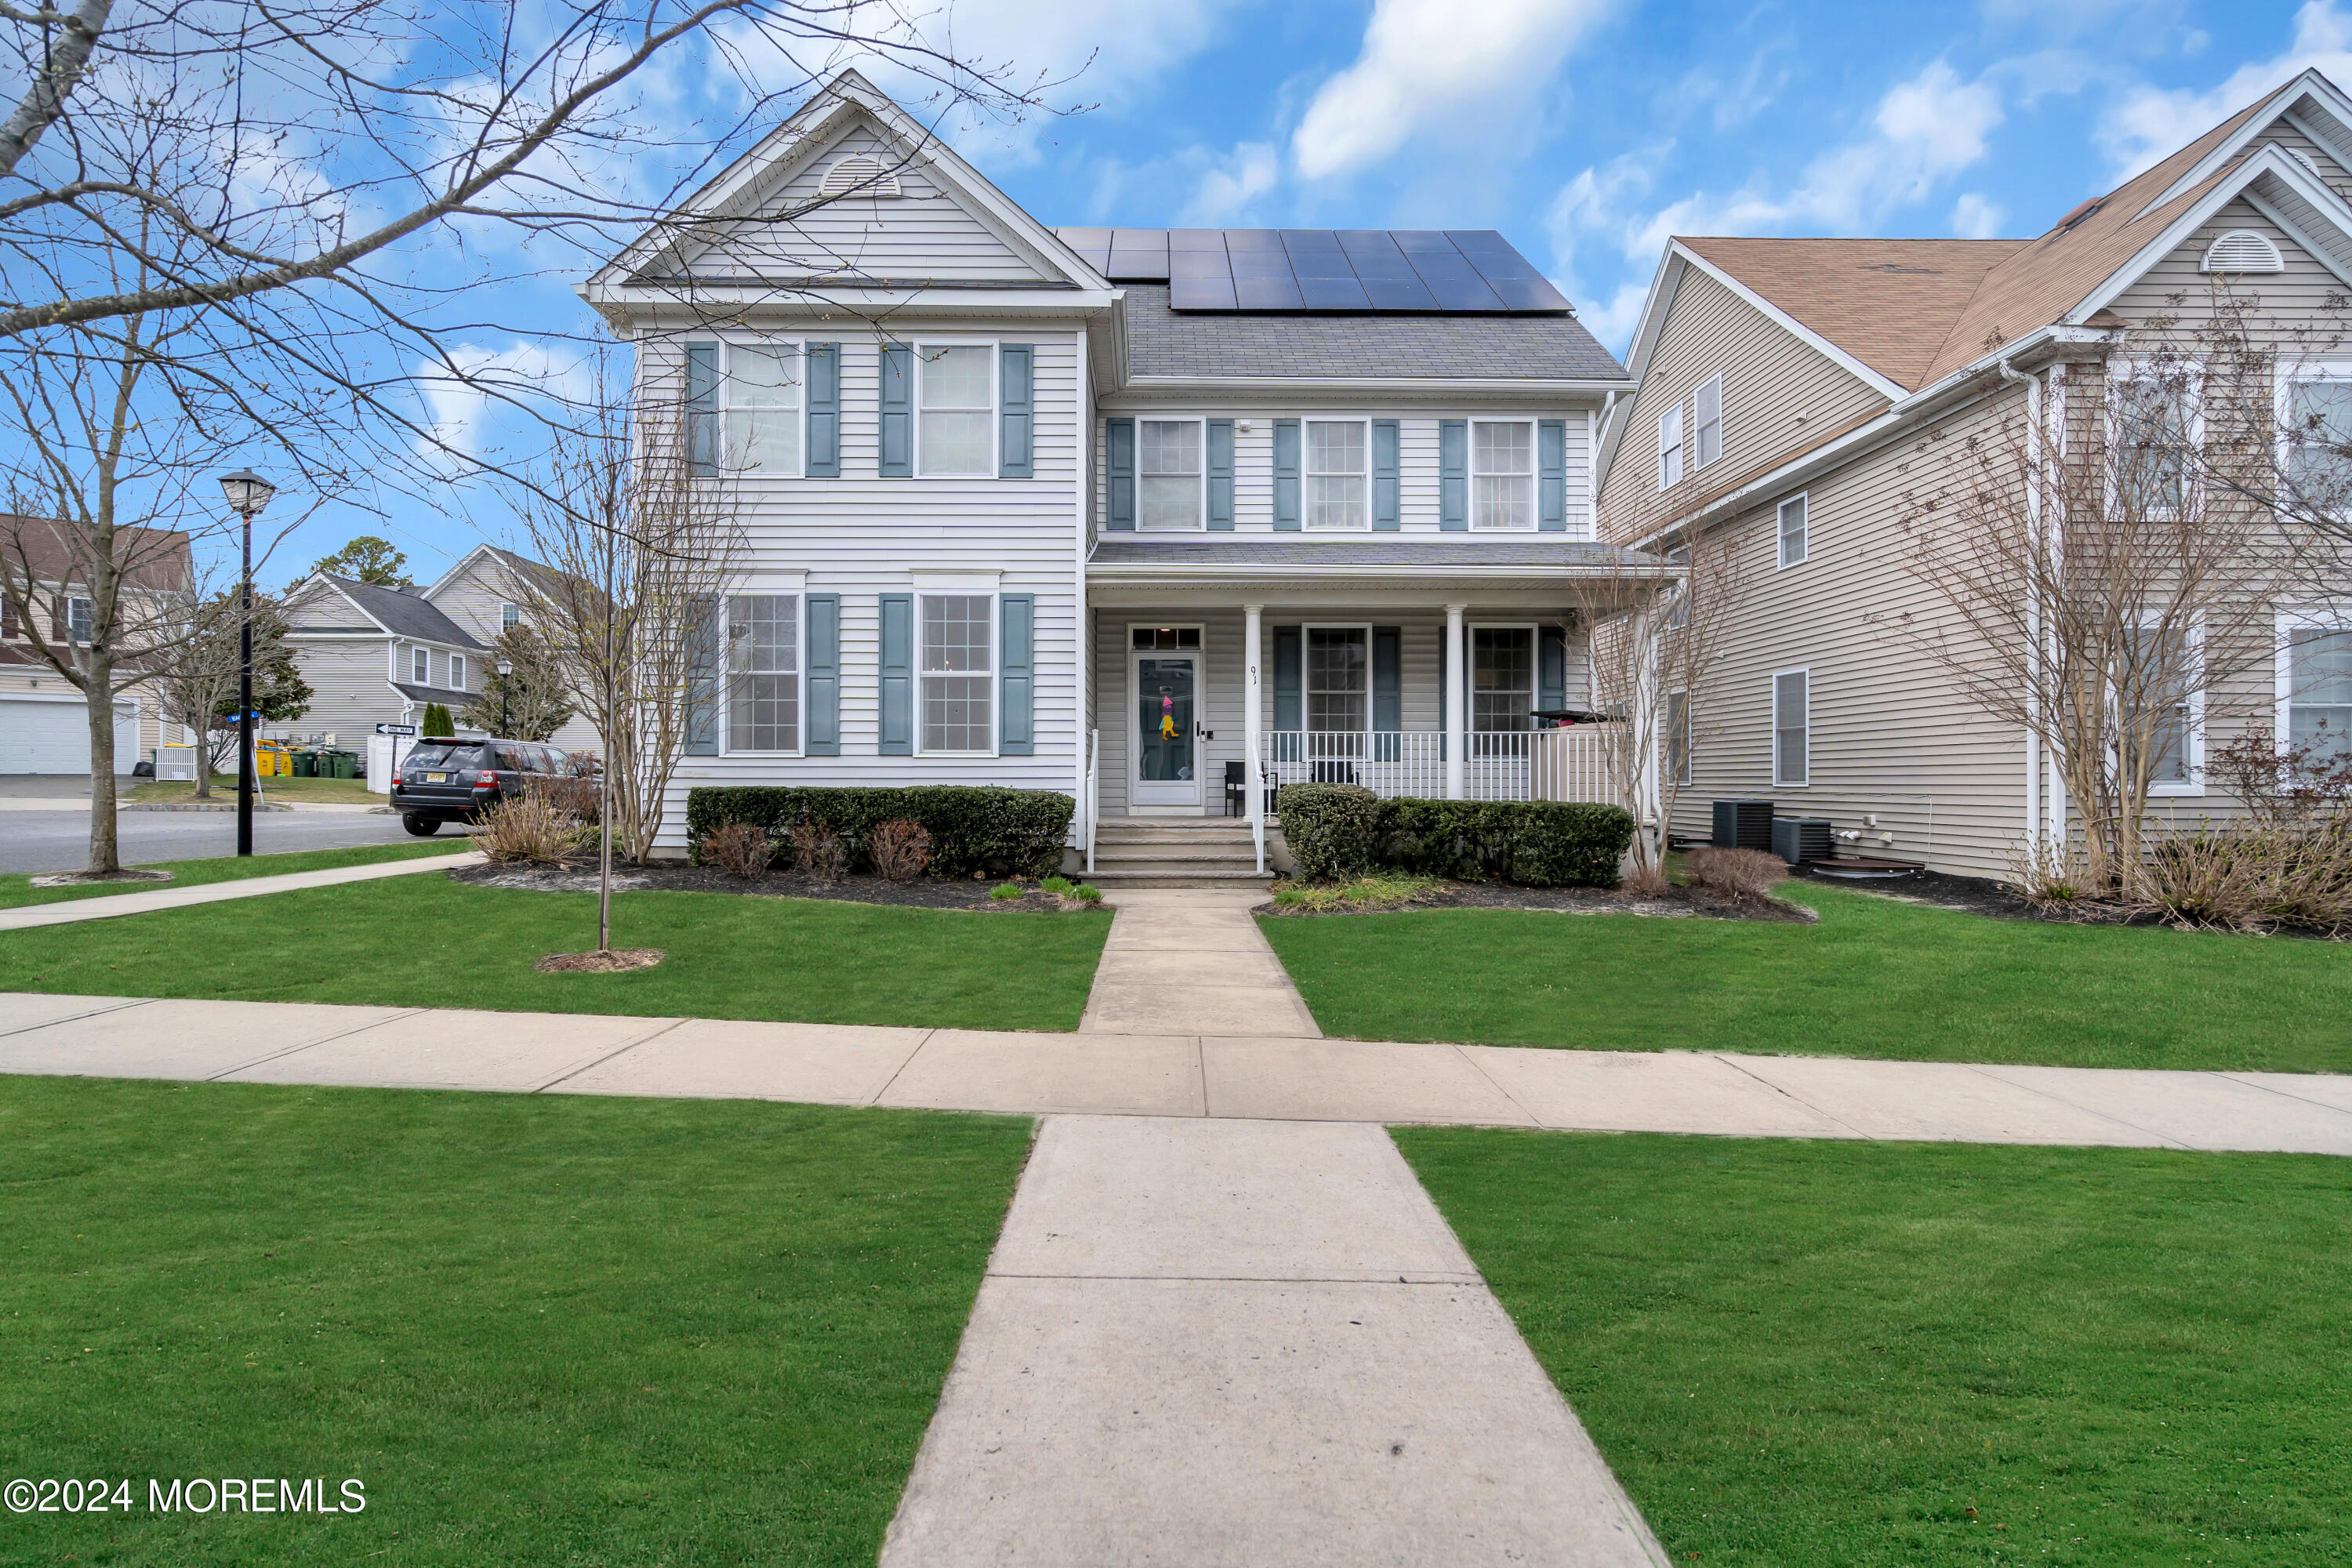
[1677,238,2026,390]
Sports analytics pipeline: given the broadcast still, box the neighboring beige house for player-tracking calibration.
[1596,68,2352,879]
[278,544,599,759]
[0,517,193,773]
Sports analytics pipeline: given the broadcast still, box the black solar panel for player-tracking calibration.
[1054,227,1567,314]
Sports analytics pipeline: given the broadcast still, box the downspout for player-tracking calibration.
[1998,356,2047,851]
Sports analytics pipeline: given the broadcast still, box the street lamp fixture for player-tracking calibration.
[496,658,514,738]
[216,470,274,856]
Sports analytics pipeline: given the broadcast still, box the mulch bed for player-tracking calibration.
[28,868,174,889]
[449,861,1098,913]
[1262,879,1815,923]
[536,947,665,973]
[1792,864,2158,927]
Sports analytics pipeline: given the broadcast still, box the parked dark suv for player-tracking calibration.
[391,740,568,836]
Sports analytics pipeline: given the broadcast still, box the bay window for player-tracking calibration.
[1139,419,1204,530]
[726,594,800,753]
[1305,420,1367,529]
[918,346,994,477]
[1471,421,1534,530]
[920,593,993,753]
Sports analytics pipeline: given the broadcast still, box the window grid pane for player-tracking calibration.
[1472,423,1534,530]
[1780,496,1807,565]
[1774,672,1807,786]
[1305,627,1367,730]
[728,594,800,752]
[1139,419,1203,530]
[922,593,993,752]
[724,344,802,476]
[2288,380,2352,491]
[919,347,992,476]
[1305,421,1367,529]
[1472,628,1534,730]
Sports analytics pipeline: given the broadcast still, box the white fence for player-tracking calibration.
[1257,728,1620,808]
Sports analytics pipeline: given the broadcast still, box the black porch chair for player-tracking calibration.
[1222,760,1247,817]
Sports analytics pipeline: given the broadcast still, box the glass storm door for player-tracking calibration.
[1134,655,1200,807]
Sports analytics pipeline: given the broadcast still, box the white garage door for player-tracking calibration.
[0,695,140,774]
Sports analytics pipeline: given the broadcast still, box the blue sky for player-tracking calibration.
[301,0,2350,589]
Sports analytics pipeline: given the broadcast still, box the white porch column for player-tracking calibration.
[1244,602,1265,874]
[1444,603,1466,800]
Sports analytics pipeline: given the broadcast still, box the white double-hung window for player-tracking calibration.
[2284,619,2352,764]
[917,346,994,477]
[2280,361,2352,509]
[450,655,467,692]
[1472,626,1536,730]
[1657,403,1683,488]
[1773,669,1809,786]
[2122,624,2201,793]
[411,646,430,684]
[1305,420,1368,529]
[1138,419,1204,530]
[1778,493,1809,568]
[2108,361,2201,517]
[920,593,994,753]
[1472,421,1534,530]
[726,593,800,753]
[720,341,802,475]
[1305,626,1369,730]
[1694,374,1723,469]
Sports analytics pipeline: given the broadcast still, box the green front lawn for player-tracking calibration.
[1399,1128,2352,1566]
[0,874,1111,1031]
[0,842,469,911]
[0,1076,1028,1566]
[1260,883,2352,1073]
[125,774,382,804]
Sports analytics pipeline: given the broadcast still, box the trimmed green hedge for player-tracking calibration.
[684,786,1074,880]
[1277,784,1633,888]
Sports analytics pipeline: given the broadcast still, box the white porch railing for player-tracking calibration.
[1257,728,1620,807]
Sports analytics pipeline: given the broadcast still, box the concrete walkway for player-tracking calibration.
[880,1115,1668,1566]
[0,850,481,931]
[1080,888,1320,1036]
[3,991,2350,1153]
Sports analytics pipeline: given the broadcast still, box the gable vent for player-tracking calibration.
[818,154,902,199]
[2287,145,2328,183]
[2201,229,2285,274]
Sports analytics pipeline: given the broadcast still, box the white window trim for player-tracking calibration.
[713,334,808,480]
[1657,402,1683,490]
[1468,622,1540,731]
[1772,666,1809,789]
[914,340,998,481]
[916,588,999,757]
[1135,416,1209,532]
[2131,619,2205,797]
[1468,419,1537,532]
[500,601,520,630]
[721,590,806,758]
[1301,621,1375,732]
[411,645,430,684]
[1693,373,1723,470]
[66,594,92,642]
[450,655,466,692]
[1777,492,1809,570]
[1301,417,1372,532]
[2106,358,2205,521]
[2276,604,2352,770]
[2272,358,2352,497]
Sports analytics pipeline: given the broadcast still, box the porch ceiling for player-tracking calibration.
[1085,536,1676,608]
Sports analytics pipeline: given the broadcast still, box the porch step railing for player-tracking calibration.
[1257,728,1619,808]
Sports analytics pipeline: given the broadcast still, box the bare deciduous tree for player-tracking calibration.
[153,586,307,797]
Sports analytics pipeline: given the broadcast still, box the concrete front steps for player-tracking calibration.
[1087,819,1273,890]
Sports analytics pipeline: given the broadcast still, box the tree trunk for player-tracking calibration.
[85,659,120,873]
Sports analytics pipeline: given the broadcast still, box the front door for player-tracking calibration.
[1132,652,1202,808]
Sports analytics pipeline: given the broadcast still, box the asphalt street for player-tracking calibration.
[0,776,428,874]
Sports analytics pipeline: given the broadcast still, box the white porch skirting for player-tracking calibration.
[1258,729,1617,806]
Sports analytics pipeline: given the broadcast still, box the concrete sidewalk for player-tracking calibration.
[4,992,2350,1153]
[0,850,481,931]
[1080,889,1321,1036]
[880,1116,1669,1566]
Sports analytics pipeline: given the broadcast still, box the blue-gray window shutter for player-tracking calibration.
[684,595,720,754]
[999,593,1034,755]
[685,342,718,477]
[878,593,913,753]
[1539,624,1567,713]
[1372,626,1401,760]
[1105,417,1134,530]
[1439,419,1467,531]
[805,593,840,755]
[1372,419,1400,531]
[999,345,1033,479]
[1538,418,1566,532]
[1273,419,1301,531]
[880,343,913,477]
[1207,418,1235,530]
[1272,626,1301,732]
[805,343,840,478]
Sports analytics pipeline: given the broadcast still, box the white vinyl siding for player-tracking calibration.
[726,593,801,753]
[1693,374,1722,469]
[1773,669,1808,787]
[1138,419,1204,531]
[1471,420,1534,530]
[920,592,994,754]
[1657,403,1682,488]
[917,344,994,477]
[1305,420,1368,529]
[1777,493,1808,568]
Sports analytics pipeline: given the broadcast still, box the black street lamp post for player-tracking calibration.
[497,656,513,738]
[217,470,276,856]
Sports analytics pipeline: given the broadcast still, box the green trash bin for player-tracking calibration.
[290,750,315,778]
[330,750,358,780]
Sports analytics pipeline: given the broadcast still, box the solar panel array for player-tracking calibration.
[1052,228,1571,314]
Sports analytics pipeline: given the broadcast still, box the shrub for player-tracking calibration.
[530,774,601,825]
[869,818,932,884]
[1275,783,1381,880]
[2136,819,2352,935]
[989,881,1025,900]
[475,795,589,867]
[1684,846,1790,903]
[684,786,1073,879]
[1071,884,1102,903]
[1621,860,1673,899]
[700,821,772,880]
[420,702,456,739]
[787,821,847,883]
[1040,875,1074,895]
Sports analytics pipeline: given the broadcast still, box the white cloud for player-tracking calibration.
[1951,191,2007,238]
[416,342,593,461]
[1787,62,2005,227]
[1183,142,1279,223]
[2097,0,2352,177]
[1291,0,1615,181]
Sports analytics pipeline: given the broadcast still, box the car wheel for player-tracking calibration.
[401,813,441,837]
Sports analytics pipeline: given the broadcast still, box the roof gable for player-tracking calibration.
[301,573,484,649]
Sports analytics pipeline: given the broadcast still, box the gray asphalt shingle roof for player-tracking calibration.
[1118,285,1629,382]
[1088,539,1661,568]
[328,575,485,649]
[391,681,477,707]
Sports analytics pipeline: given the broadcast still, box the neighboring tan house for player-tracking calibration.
[278,545,600,759]
[1595,68,2352,879]
[0,517,193,774]
[582,69,1651,879]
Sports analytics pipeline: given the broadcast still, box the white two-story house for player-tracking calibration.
[584,71,1653,879]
